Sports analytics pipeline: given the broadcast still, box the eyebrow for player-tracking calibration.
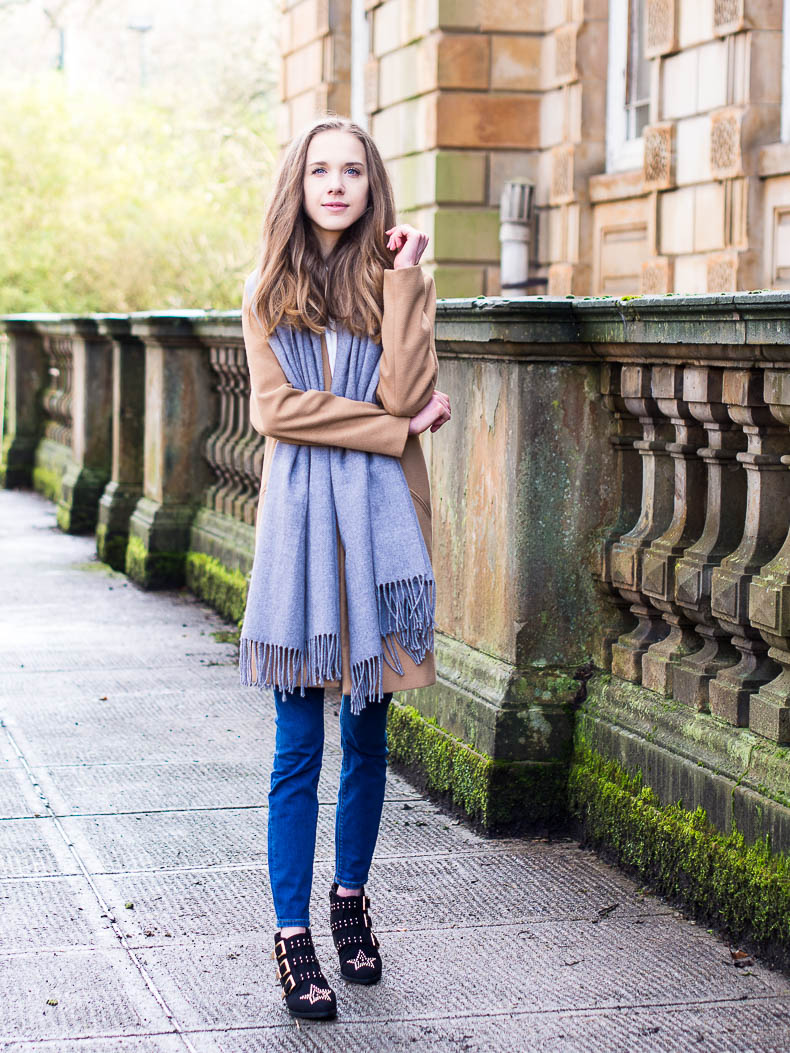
[308,160,365,166]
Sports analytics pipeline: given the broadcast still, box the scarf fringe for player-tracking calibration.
[239,633,342,697]
[378,573,436,669]
[350,653,384,715]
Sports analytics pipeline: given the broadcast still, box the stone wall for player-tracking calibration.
[4,293,790,958]
[275,0,790,299]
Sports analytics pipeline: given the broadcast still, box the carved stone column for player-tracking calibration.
[609,365,675,683]
[592,364,642,670]
[709,370,790,726]
[672,366,747,710]
[0,320,45,489]
[748,370,790,743]
[641,366,708,696]
[96,318,145,570]
[56,320,113,534]
[127,315,216,588]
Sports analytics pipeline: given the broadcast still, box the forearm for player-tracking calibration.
[376,266,438,417]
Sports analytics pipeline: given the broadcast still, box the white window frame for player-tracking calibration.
[350,0,368,130]
[782,0,790,142]
[607,0,647,172]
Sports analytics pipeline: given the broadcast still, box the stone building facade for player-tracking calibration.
[277,0,790,298]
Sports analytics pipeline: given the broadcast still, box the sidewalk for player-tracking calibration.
[2,486,790,1052]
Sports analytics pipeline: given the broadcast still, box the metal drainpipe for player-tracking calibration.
[499,180,535,296]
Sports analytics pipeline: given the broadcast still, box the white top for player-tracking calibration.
[325,318,337,378]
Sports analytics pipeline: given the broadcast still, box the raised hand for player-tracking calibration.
[385,224,429,269]
[408,390,451,435]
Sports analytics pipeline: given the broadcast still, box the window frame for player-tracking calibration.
[607,0,648,172]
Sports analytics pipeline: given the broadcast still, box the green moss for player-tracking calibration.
[387,701,568,832]
[185,551,249,626]
[95,523,129,572]
[125,533,185,589]
[32,465,63,503]
[569,744,790,960]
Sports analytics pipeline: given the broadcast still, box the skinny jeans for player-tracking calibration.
[268,685,392,928]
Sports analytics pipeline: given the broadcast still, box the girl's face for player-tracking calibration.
[302,130,370,259]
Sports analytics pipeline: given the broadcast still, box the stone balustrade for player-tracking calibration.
[3,293,790,868]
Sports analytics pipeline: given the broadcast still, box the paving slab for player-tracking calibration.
[2,487,790,1053]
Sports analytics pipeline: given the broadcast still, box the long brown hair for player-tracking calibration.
[250,115,396,342]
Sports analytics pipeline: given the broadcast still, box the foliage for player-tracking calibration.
[0,73,275,314]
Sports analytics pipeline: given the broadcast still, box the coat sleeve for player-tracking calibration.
[376,265,439,417]
[242,286,410,458]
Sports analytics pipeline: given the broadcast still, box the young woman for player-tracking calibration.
[239,115,451,1020]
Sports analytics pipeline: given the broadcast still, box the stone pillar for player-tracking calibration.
[640,366,708,696]
[0,320,45,490]
[609,365,675,683]
[56,320,113,534]
[672,366,747,710]
[709,370,790,726]
[126,315,217,588]
[96,318,145,571]
[593,363,642,670]
[748,369,790,743]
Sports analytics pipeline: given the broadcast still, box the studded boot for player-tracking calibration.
[272,929,337,1019]
[329,882,382,984]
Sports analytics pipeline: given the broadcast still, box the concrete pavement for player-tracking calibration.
[2,487,790,1052]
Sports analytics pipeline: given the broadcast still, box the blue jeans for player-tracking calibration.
[268,685,392,928]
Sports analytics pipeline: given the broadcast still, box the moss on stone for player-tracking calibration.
[95,523,128,572]
[387,700,568,832]
[185,551,249,626]
[569,743,790,964]
[32,465,62,504]
[125,534,185,589]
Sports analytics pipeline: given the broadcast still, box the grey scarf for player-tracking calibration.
[239,317,436,714]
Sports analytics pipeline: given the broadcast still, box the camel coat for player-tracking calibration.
[241,264,438,696]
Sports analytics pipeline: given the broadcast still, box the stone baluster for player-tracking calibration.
[127,314,216,588]
[41,328,74,450]
[609,364,676,683]
[203,344,235,512]
[0,320,45,489]
[708,370,790,726]
[672,366,747,710]
[593,363,642,670]
[228,347,260,522]
[96,318,145,570]
[56,319,113,534]
[748,370,790,743]
[640,366,708,696]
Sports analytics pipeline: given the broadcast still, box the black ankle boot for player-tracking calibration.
[273,929,337,1019]
[329,883,382,984]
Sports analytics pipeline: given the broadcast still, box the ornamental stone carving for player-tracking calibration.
[643,123,675,190]
[646,0,677,57]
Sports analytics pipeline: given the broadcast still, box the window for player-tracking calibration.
[607,0,651,171]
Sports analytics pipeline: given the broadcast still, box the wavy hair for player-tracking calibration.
[250,115,397,343]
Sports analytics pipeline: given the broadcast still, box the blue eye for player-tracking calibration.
[311,166,361,175]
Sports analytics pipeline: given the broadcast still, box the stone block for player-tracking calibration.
[540,87,567,148]
[484,264,502,295]
[714,0,783,36]
[679,0,714,47]
[548,262,574,295]
[593,198,651,296]
[436,150,488,203]
[550,24,578,86]
[434,207,500,260]
[696,39,729,112]
[641,255,675,293]
[643,123,676,190]
[432,264,486,297]
[660,186,695,254]
[646,0,679,57]
[377,41,425,107]
[675,114,712,184]
[479,0,543,32]
[283,38,324,98]
[490,34,542,92]
[707,250,739,291]
[371,95,436,158]
[283,0,328,55]
[550,145,575,205]
[710,107,744,178]
[661,49,698,120]
[673,252,709,292]
[746,30,784,106]
[437,31,491,90]
[372,0,400,57]
[487,150,539,207]
[436,92,541,149]
[694,181,726,251]
[548,204,566,263]
[364,56,378,113]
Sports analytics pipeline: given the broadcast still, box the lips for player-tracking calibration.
[323,203,348,210]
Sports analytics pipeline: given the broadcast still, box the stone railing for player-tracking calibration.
[3,294,790,869]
